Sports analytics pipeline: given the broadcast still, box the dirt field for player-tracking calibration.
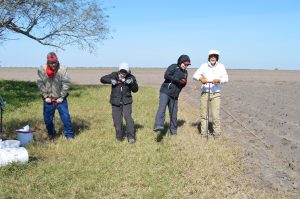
[1,67,299,193]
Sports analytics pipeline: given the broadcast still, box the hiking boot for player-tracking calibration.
[153,126,164,132]
[170,131,177,136]
[66,137,74,141]
[170,133,177,137]
[213,131,221,138]
[128,138,136,144]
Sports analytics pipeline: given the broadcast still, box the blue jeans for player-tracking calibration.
[43,99,74,138]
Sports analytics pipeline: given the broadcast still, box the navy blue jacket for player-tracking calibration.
[160,55,189,98]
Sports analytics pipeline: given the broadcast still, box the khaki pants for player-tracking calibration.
[200,92,221,134]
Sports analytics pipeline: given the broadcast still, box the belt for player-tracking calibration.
[202,92,220,95]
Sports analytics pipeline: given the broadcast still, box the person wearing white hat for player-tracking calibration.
[100,63,139,144]
[193,50,228,137]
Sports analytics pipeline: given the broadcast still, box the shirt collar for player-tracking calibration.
[208,61,218,68]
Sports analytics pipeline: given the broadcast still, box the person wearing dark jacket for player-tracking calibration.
[153,55,191,135]
[100,63,139,143]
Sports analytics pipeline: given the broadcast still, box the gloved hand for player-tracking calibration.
[118,74,126,82]
[56,98,64,104]
[125,78,133,85]
[213,79,221,84]
[45,97,51,103]
[199,76,207,84]
[178,78,187,87]
[111,79,117,85]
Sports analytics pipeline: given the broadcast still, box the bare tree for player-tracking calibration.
[0,0,110,51]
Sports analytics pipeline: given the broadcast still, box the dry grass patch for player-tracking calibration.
[0,81,295,198]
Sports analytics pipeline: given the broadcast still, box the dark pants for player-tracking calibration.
[43,99,74,138]
[154,92,178,134]
[112,103,135,140]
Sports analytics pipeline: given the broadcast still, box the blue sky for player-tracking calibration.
[0,0,299,70]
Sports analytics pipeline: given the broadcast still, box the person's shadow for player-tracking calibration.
[120,123,144,140]
[57,116,90,136]
[155,119,185,142]
[191,121,213,135]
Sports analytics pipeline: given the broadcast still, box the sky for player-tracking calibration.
[0,0,300,70]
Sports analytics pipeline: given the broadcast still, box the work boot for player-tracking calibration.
[128,138,136,144]
[66,137,74,141]
[201,133,208,139]
[212,131,221,138]
[170,130,177,136]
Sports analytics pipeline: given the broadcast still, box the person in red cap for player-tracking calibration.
[153,54,190,137]
[37,52,74,140]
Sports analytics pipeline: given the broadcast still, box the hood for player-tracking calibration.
[177,55,190,66]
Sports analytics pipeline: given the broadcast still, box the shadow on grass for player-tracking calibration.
[0,80,89,112]
[56,116,91,137]
[155,119,185,142]
[1,116,90,141]
[134,123,144,136]
[120,123,144,139]
[1,118,44,140]
[191,121,213,135]
[0,80,40,111]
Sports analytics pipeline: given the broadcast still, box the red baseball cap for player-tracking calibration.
[183,61,190,65]
[47,52,58,64]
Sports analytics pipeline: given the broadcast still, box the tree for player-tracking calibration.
[0,0,110,52]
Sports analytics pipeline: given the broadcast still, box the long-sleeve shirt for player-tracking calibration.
[193,62,228,93]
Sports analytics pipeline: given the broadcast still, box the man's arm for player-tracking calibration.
[37,67,48,98]
[219,64,228,83]
[164,65,179,82]
[60,69,71,98]
[100,73,116,84]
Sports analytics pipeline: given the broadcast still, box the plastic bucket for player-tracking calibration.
[17,131,33,146]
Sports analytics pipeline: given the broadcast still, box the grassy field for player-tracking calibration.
[0,80,293,198]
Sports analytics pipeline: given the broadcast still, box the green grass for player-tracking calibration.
[0,80,295,198]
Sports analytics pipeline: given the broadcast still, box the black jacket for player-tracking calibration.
[100,72,139,105]
[160,55,189,98]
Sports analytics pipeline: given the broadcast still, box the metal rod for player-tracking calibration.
[206,82,212,141]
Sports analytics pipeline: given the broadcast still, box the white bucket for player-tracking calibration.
[17,131,33,146]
